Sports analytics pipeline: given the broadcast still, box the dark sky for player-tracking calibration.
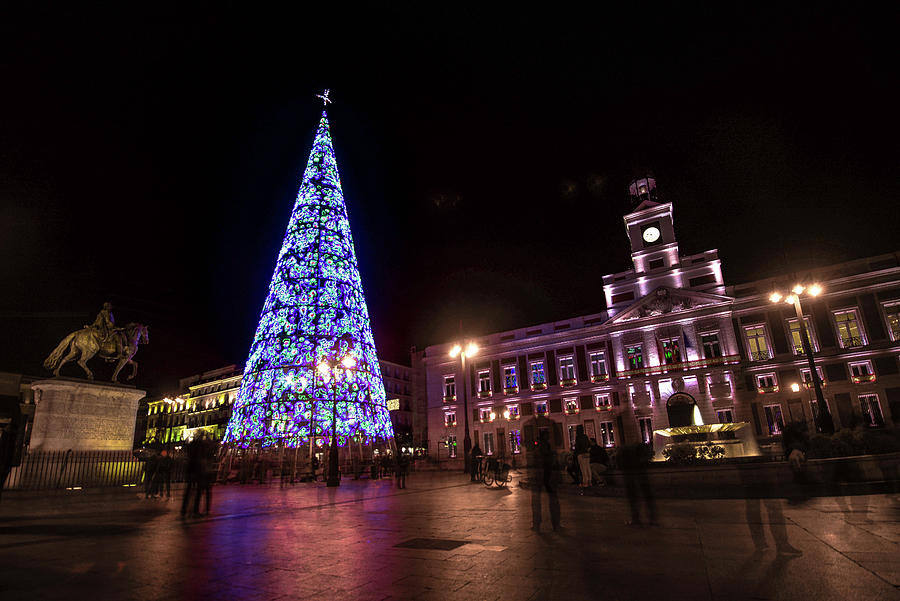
[1,5,896,394]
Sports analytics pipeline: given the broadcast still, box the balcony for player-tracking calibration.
[803,380,826,390]
[591,374,609,383]
[442,395,456,404]
[840,336,866,348]
[531,382,547,391]
[619,354,741,378]
[444,421,457,428]
[750,350,772,362]
[504,386,519,395]
[851,374,876,384]
[477,389,492,399]
[560,378,577,388]
[757,385,779,394]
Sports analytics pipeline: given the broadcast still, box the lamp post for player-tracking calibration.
[770,284,835,434]
[449,342,479,479]
[318,335,359,488]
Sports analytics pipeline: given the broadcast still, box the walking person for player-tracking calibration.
[396,451,409,489]
[197,435,217,515]
[157,449,173,500]
[180,433,206,518]
[531,430,561,531]
[620,443,658,526]
[589,439,609,486]
[144,451,159,499]
[470,441,483,482]
[574,425,591,494]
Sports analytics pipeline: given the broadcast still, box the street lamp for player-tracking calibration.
[316,334,359,488]
[449,342,479,479]
[769,283,835,434]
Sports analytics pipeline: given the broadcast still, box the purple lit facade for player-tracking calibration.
[423,178,900,463]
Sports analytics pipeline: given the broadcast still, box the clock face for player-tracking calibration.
[642,226,661,243]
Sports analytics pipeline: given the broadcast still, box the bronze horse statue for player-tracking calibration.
[44,322,150,382]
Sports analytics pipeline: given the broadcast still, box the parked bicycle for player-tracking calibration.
[479,456,511,488]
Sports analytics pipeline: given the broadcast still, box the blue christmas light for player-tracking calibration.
[224,111,392,448]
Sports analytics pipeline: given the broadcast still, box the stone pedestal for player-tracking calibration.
[29,378,146,451]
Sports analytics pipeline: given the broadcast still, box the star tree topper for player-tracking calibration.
[316,89,332,106]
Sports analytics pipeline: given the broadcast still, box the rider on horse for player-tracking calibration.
[88,302,123,358]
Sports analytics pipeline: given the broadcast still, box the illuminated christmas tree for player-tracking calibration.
[224,101,392,448]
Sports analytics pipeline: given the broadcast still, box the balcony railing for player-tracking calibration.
[591,374,609,383]
[839,336,865,348]
[851,374,876,384]
[530,382,547,391]
[793,345,806,355]
[619,354,741,378]
[757,385,779,394]
[750,350,772,362]
[560,377,577,387]
[477,389,492,399]
[442,394,456,403]
[504,385,519,395]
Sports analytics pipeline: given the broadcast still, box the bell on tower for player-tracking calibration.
[628,174,659,209]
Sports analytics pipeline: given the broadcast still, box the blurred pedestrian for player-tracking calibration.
[531,430,561,531]
[620,443,657,526]
[396,451,410,489]
[181,433,206,518]
[144,451,159,499]
[589,439,609,486]
[574,425,591,494]
[471,442,483,482]
[157,449,173,500]
[198,435,217,514]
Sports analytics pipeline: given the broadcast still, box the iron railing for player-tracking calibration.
[840,336,865,348]
[3,450,184,491]
[750,350,771,362]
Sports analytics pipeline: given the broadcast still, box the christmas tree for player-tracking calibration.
[224,107,393,448]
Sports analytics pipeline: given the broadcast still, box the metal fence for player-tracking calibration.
[4,450,151,491]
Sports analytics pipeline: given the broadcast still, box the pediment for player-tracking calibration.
[609,287,733,324]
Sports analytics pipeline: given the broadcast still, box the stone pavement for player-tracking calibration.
[0,471,898,601]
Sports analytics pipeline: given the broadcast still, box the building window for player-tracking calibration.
[599,422,615,447]
[626,345,643,370]
[849,361,876,384]
[787,317,817,355]
[884,303,900,342]
[484,432,495,455]
[531,361,547,388]
[745,326,770,361]
[800,367,824,386]
[535,401,548,416]
[716,408,734,423]
[478,370,491,395]
[590,352,608,381]
[444,412,456,427]
[479,408,493,423]
[447,435,457,458]
[443,376,456,401]
[756,373,778,393]
[809,399,830,432]
[834,310,865,348]
[859,394,885,427]
[559,356,576,384]
[763,404,785,435]
[564,399,579,414]
[506,404,519,420]
[638,417,652,444]
[594,394,611,410]
[660,337,682,364]
[567,425,578,450]
[503,365,518,392]
[701,333,722,359]
[510,430,522,454]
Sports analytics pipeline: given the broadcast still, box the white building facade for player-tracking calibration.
[423,177,900,464]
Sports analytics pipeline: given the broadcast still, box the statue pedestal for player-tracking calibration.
[29,378,146,451]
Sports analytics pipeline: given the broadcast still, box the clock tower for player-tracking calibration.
[602,174,726,316]
[623,176,679,273]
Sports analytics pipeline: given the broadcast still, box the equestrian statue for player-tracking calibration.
[43,302,150,382]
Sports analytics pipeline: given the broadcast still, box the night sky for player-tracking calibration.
[1,5,896,394]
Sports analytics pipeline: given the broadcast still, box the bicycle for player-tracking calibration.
[480,456,512,488]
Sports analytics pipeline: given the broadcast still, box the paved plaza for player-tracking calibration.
[0,472,898,601]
